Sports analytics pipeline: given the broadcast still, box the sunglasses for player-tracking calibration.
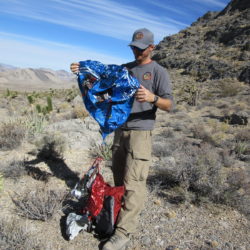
[130,46,149,52]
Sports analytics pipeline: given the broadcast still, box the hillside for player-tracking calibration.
[153,0,250,83]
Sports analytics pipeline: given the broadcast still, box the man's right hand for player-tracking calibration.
[70,62,80,74]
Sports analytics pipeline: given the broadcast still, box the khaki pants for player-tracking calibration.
[112,129,152,235]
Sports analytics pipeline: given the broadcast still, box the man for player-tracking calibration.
[70,28,173,250]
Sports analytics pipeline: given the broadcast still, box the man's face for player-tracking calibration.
[130,45,154,62]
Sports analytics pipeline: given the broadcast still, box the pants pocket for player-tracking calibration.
[129,130,152,161]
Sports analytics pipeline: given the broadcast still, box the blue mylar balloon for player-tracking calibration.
[77,60,140,139]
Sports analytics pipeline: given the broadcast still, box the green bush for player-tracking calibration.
[46,96,53,112]
[5,88,18,98]
[27,95,35,104]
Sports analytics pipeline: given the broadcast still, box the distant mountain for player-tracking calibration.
[0,63,18,72]
[0,64,76,91]
[153,0,250,83]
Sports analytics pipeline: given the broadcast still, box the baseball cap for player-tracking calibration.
[129,28,154,49]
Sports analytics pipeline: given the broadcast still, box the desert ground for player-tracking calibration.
[0,68,249,250]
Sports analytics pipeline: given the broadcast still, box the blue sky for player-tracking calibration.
[0,0,230,71]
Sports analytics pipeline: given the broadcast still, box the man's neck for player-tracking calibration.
[136,58,152,65]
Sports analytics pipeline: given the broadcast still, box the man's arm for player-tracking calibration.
[135,85,172,111]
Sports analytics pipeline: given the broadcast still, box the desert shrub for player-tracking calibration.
[154,139,224,194]
[1,160,27,179]
[177,82,201,106]
[191,124,215,144]
[0,120,26,150]
[27,95,35,104]
[219,168,250,218]
[153,137,190,158]
[234,141,249,157]
[233,127,250,158]
[219,149,235,168]
[152,136,250,217]
[73,105,89,119]
[216,79,243,97]
[176,143,223,197]
[65,87,79,102]
[35,133,66,160]
[0,159,52,182]
[90,141,112,161]
[4,88,18,99]
[0,219,41,249]
[191,120,230,146]
[234,126,250,142]
[153,142,172,158]
[12,187,67,221]
[157,128,174,139]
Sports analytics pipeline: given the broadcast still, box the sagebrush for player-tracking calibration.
[12,187,67,221]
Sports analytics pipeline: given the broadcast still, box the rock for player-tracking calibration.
[164,210,177,219]
[72,95,83,107]
[225,242,234,249]
[220,113,248,125]
[219,221,230,229]
[205,240,219,248]
[141,236,151,246]
[239,66,250,84]
[154,199,161,206]
[166,246,179,250]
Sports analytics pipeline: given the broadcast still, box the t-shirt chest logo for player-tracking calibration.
[143,72,152,80]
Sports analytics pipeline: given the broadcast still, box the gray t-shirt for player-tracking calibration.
[121,60,172,130]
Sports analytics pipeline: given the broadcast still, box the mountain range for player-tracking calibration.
[0,63,75,91]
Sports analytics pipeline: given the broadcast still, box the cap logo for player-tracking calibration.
[143,72,152,80]
[135,32,143,40]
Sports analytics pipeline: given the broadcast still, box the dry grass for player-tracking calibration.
[0,218,41,249]
[12,187,67,221]
[73,104,89,119]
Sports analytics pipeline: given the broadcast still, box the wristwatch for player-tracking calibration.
[151,95,159,104]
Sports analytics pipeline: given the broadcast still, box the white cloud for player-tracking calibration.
[192,0,227,8]
[144,0,189,17]
[0,32,128,70]
[0,0,183,42]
